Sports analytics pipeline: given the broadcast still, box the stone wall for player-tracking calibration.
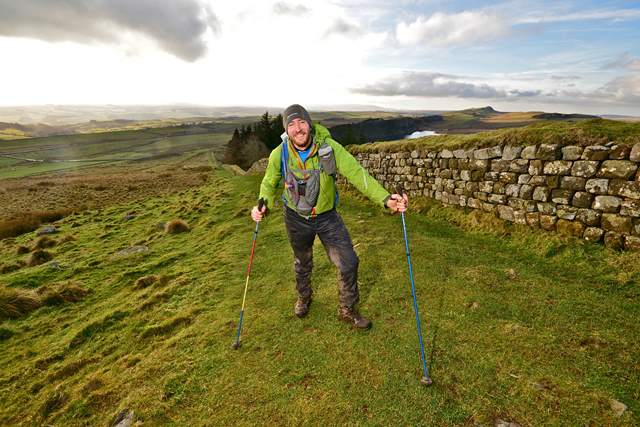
[349,143,640,250]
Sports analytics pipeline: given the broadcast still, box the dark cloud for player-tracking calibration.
[0,0,219,61]
[324,19,363,38]
[272,2,310,16]
[351,71,519,99]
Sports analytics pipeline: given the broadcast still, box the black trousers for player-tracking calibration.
[283,207,360,308]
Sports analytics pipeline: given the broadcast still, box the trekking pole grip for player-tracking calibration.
[395,184,406,197]
[258,198,265,211]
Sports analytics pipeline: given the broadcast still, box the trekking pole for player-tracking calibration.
[396,185,432,386]
[231,198,265,350]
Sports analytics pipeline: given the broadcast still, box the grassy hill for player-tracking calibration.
[1,168,638,426]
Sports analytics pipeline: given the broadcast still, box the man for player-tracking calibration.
[251,104,407,330]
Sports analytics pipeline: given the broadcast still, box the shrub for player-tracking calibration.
[27,250,53,267]
[165,219,190,234]
[0,285,41,320]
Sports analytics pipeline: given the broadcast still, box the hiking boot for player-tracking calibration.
[338,306,372,330]
[294,296,312,318]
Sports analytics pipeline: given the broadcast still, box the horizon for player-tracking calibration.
[0,1,639,115]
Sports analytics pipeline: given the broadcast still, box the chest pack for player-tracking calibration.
[280,139,338,216]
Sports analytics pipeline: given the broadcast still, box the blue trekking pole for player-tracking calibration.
[396,185,432,386]
[231,198,264,350]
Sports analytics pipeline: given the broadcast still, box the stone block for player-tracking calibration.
[546,176,560,188]
[582,145,610,161]
[453,149,467,159]
[439,169,452,179]
[494,182,506,194]
[519,184,534,199]
[460,170,472,181]
[537,144,561,160]
[479,181,493,193]
[571,161,599,178]
[593,195,622,213]
[560,176,586,191]
[583,227,604,243]
[617,181,640,199]
[572,192,594,208]
[630,143,640,162]
[484,171,500,181]
[634,218,640,236]
[488,194,508,204]
[514,210,527,225]
[465,182,479,193]
[624,236,640,251]
[439,159,448,168]
[475,192,489,201]
[440,149,454,158]
[471,170,484,181]
[526,212,540,226]
[540,215,557,231]
[533,186,550,202]
[551,189,574,205]
[562,146,583,160]
[604,231,624,250]
[502,145,523,160]
[491,160,511,172]
[537,202,556,215]
[506,184,521,198]
[497,205,515,221]
[602,214,632,233]
[621,199,640,217]
[474,146,503,159]
[482,202,495,213]
[470,159,490,171]
[499,172,518,184]
[521,145,537,159]
[509,159,529,173]
[518,174,532,184]
[543,160,573,175]
[557,219,585,237]
[585,179,609,194]
[577,209,601,226]
[468,198,482,209]
[529,175,546,186]
[557,205,578,220]
[609,145,630,160]
[597,160,638,180]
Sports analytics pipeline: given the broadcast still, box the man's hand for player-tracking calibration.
[251,204,267,222]
[386,193,408,213]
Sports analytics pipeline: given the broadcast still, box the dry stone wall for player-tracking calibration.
[349,142,640,250]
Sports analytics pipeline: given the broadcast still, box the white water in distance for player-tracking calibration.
[406,130,439,139]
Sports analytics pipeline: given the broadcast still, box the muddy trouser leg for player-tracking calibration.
[283,208,315,301]
[316,210,359,308]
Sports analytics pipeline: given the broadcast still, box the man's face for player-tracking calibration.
[287,118,311,149]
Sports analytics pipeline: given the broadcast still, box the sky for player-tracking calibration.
[0,0,639,115]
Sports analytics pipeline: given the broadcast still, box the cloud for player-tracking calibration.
[599,74,640,103]
[324,19,364,38]
[602,53,640,71]
[0,0,219,61]
[516,8,640,25]
[351,71,524,98]
[272,2,310,16]
[395,10,510,47]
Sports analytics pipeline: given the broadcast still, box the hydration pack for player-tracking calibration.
[280,139,337,216]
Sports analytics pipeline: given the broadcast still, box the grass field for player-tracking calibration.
[1,168,638,426]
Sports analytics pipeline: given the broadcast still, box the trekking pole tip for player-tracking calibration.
[420,376,433,386]
[231,341,241,350]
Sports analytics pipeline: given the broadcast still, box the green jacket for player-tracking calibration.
[259,123,390,215]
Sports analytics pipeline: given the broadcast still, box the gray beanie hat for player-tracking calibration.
[283,104,312,128]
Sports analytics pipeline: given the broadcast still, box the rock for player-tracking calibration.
[494,418,521,427]
[502,146,523,160]
[112,409,136,427]
[540,214,557,231]
[410,150,420,159]
[562,145,583,160]
[610,399,627,417]
[440,149,453,158]
[609,145,630,160]
[572,192,593,208]
[536,144,561,160]
[466,301,480,309]
[453,149,467,159]
[528,160,544,175]
[489,194,508,204]
[585,179,609,194]
[521,145,537,159]
[492,160,511,172]
[505,268,517,279]
[526,212,540,226]
[630,143,640,162]
[519,184,534,199]
[509,159,529,173]
[624,236,640,251]
[621,199,640,217]
[499,172,517,184]
[537,202,556,215]
[583,227,604,242]
[517,174,531,184]
[543,161,572,175]
[617,181,640,199]
[557,219,585,236]
[593,196,622,213]
[560,176,586,191]
[497,205,515,221]
[47,260,65,270]
[247,158,269,175]
[571,161,599,178]
[602,214,632,233]
[604,231,624,250]
[582,145,609,160]
[36,226,58,236]
[551,189,573,205]
[533,186,550,202]
[557,206,578,220]
[479,181,493,193]
[577,209,602,226]
[597,160,638,180]
[474,146,503,159]
[505,184,520,198]
[115,246,149,257]
[123,212,136,221]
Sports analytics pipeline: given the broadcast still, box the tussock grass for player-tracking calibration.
[0,286,41,320]
[350,119,640,153]
[36,282,91,306]
[0,209,73,239]
[164,219,190,234]
[32,236,57,250]
[15,245,30,255]
[133,274,168,289]
[26,250,53,267]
